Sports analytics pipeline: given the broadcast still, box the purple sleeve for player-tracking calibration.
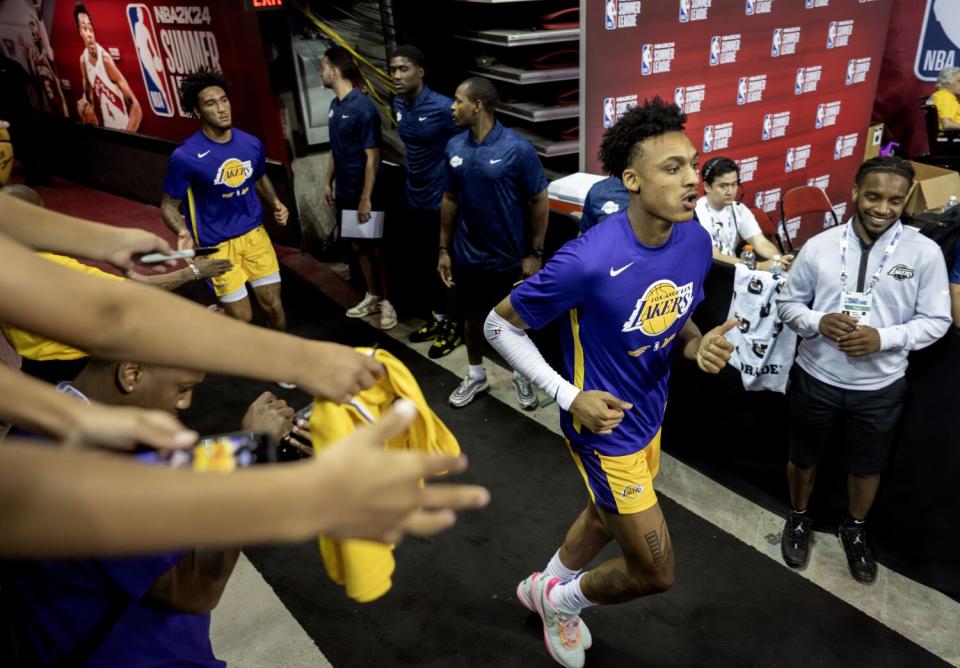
[510,241,585,330]
[162,151,192,200]
[252,137,266,181]
[97,552,185,599]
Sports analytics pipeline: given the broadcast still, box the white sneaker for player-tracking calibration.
[516,572,591,650]
[512,371,539,411]
[449,374,489,408]
[379,300,398,330]
[346,293,380,318]
[527,573,585,668]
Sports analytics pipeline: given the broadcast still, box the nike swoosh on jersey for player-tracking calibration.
[489,159,503,164]
[197,150,211,158]
[610,262,634,277]
[418,115,428,121]
[341,114,351,118]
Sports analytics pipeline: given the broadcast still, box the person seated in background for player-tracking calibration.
[2,358,296,667]
[0,184,232,384]
[694,157,793,270]
[930,66,960,131]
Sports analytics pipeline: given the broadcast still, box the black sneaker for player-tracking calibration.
[409,317,444,343]
[839,520,877,584]
[428,322,462,359]
[781,511,813,569]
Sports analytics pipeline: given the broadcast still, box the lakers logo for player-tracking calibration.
[214,158,253,188]
[622,280,694,336]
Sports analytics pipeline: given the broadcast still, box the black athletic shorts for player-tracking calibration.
[454,265,520,316]
[787,366,907,476]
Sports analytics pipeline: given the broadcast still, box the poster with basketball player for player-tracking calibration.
[0,0,69,118]
[44,0,283,159]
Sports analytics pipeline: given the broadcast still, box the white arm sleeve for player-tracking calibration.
[484,309,581,411]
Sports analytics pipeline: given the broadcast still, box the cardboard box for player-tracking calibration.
[863,123,884,161]
[905,161,960,214]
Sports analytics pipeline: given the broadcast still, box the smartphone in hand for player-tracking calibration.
[136,430,277,470]
[139,247,219,263]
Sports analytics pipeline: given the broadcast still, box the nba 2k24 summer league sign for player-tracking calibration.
[42,0,283,158]
[586,0,893,246]
[915,0,960,81]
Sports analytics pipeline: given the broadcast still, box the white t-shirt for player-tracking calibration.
[695,197,762,256]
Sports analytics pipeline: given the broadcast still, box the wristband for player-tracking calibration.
[439,245,448,251]
[190,264,202,280]
[527,249,544,258]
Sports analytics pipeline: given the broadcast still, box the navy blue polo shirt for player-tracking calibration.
[394,86,458,211]
[329,88,382,203]
[443,121,548,271]
[579,176,631,233]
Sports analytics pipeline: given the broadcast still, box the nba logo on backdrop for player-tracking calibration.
[737,77,747,105]
[127,4,173,117]
[815,103,825,128]
[845,59,855,85]
[710,36,720,66]
[641,44,653,75]
[915,0,960,80]
[674,87,685,109]
[785,148,795,173]
[827,21,837,48]
[703,125,714,153]
[745,0,755,15]
[795,68,805,94]
[834,136,844,159]
[605,0,617,30]
[679,0,690,23]
[771,29,782,57]
[603,97,616,128]
[762,114,772,140]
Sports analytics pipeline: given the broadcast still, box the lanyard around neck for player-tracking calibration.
[840,219,903,294]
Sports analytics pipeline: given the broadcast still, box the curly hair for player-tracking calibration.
[854,156,915,188]
[179,69,231,117]
[598,97,687,177]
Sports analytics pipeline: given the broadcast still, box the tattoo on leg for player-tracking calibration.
[643,519,671,569]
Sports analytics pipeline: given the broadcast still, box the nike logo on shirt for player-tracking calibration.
[489,159,503,164]
[197,150,211,158]
[418,115,428,121]
[610,262,634,277]
[341,114,351,119]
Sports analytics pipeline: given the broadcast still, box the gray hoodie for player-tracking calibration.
[777,219,951,390]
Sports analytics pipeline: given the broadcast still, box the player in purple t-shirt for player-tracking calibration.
[486,98,737,668]
[161,70,289,333]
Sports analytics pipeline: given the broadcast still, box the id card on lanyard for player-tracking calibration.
[838,221,902,327]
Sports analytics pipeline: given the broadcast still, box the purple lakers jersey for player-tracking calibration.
[511,211,713,456]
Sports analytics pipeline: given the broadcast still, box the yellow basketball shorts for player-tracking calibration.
[208,225,280,302]
[566,428,661,515]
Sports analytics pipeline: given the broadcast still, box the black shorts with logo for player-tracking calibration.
[787,366,907,476]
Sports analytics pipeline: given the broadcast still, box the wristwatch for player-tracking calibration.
[527,248,544,259]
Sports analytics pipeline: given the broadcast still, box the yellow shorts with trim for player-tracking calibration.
[208,226,280,300]
[566,429,661,515]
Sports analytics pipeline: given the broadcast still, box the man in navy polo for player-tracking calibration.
[321,46,396,330]
[390,45,461,357]
[438,76,549,409]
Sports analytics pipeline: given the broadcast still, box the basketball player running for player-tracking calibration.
[74,3,141,131]
[161,69,289,336]
[485,98,736,668]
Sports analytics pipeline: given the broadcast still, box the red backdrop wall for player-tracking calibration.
[584,0,893,246]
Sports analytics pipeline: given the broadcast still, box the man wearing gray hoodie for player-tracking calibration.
[776,156,951,583]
